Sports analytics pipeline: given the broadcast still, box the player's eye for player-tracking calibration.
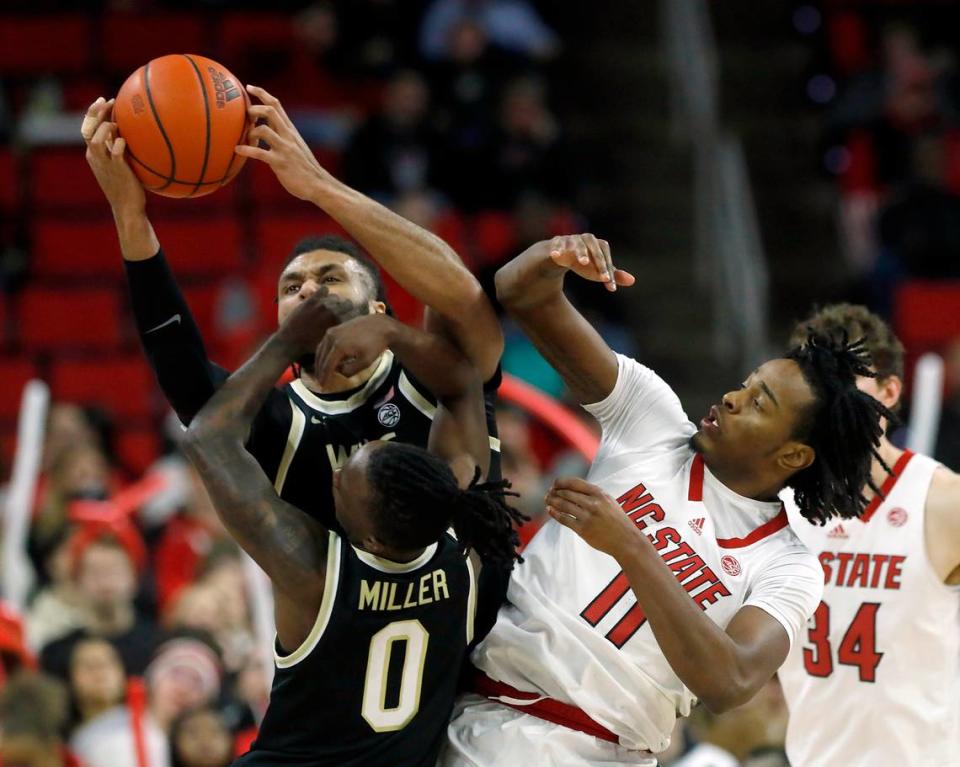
[753,397,762,411]
[284,283,301,295]
[323,275,341,283]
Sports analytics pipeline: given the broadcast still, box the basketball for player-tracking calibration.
[114,54,249,198]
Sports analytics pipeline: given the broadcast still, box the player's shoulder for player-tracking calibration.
[747,521,822,578]
[926,463,960,531]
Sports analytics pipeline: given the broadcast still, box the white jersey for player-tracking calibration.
[779,451,960,766]
[471,355,823,753]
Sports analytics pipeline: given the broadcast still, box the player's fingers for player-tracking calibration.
[337,354,363,378]
[234,144,273,163]
[613,268,636,287]
[597,237,616,291]
[247,104,285,131]
[551,488,598,511]
[88,120,116,154]
[314,336,338,384]
[581,233,610,287]
[111,136,126,159]
[247,123,284,148]
[547,505,581,530]
[246,84,293,126]
[553,476,602,495]
[81,97,113,143]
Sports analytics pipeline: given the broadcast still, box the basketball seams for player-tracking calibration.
[142,61,176,190]
[182,54,212,196]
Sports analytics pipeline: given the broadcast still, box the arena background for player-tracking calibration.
[0,1,957,765]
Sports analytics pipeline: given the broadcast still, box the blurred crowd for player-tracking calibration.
[799,1,960,471]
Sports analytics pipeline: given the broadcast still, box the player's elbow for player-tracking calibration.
[696,672,764,714]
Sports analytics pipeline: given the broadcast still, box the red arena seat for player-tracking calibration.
[0,357,41,419]
[219,13,295,73]
[153,216,244,277]
[0,15,92,75]
[18,287,123,351]
[50,356,155,419]
[31,218,123,279]
[31,149,107,209]
[100,14,208,76]
[0,149,18,212]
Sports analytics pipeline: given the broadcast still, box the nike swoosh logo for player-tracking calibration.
[144,314,181,334]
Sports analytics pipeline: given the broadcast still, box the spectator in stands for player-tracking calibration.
[66,636,127,729]
[170,706,235,767]
[25,532,88,653]
[420,0,559,61]
[154,464,230,614]
[446,75,569,210]
[0,671,79,767]
[70,635,222,767]
[343,69,442,201]
[0,602,36,683]
[878,133,960,281]
[165,553,253,676]
[41,525,159,677]
[32,442,112,563]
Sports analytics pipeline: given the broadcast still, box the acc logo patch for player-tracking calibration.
[887,507,908,527]
[721,555,741,577]
[377,403,401,428]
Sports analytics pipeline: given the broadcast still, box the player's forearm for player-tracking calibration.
[308,177,478,317]
[188,333,294,446]
[113,208,160,262]
[495,241,568,311]
[386,317,477,400]
[614,536,761,712]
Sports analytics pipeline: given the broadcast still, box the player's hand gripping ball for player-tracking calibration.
[113,54,249,198]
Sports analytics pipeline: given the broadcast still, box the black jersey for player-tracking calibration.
[261,351,501,534]
[235,531,477,767]
[124,252,501,535]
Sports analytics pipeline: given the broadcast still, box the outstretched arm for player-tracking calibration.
[236,85,504,381]
[83,97,231,424]
[495,234,635,404]
[546,478,813,713]
[181,292,350,605]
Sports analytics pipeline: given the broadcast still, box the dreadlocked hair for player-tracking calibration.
[785,329,895,525]
[367,442,527,568]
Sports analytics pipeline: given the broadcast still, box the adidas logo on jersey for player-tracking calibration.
[688,517,705,536]
[827,524,849,539]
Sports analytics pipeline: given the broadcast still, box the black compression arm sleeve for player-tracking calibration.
[125,249,227,424]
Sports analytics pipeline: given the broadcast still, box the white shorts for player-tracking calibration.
[439,695,659,767]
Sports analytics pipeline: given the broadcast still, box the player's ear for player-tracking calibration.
[369,300,387,315]
[876,375,902,410]
[778,441,815,473]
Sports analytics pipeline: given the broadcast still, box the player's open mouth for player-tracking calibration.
[700,405,721,433]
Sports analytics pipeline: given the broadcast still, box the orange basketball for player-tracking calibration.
[114,54,249,198]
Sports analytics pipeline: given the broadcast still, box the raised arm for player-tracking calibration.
[495,234,635,404]
[235,85,504,381]
[181,293,350,615]
[82,97,229,423]
[312,312,489,484]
